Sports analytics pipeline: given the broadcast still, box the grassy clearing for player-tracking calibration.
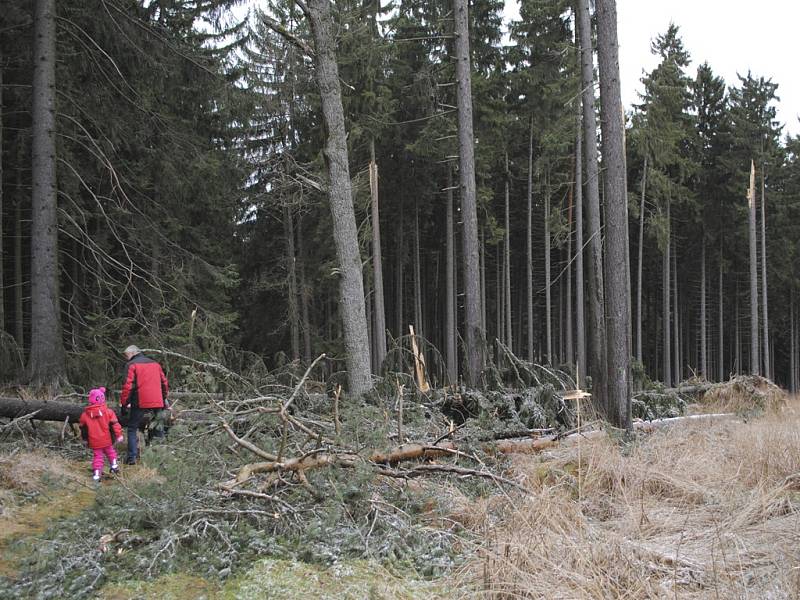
[452,396,800,598]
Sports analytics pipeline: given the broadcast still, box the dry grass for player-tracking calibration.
[450,395,800,599]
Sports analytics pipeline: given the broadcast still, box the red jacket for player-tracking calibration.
[79,403,122,449]
[120,354,169,409]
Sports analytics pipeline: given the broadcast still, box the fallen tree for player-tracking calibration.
[221,412,737,490]
[0,396,212,427]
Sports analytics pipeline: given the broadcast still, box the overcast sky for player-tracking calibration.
[504,0,799,136]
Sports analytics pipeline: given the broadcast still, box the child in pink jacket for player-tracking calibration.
[79,387,123,482]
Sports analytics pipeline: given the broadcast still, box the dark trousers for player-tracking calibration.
[126,407,165,461]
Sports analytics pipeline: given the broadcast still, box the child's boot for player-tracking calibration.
[92,469,102,482]
[110,459,120,475]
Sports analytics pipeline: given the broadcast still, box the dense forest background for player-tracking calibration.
[1,0,798,397]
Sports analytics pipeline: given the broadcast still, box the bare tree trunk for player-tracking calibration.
[306,0,372,396]
[28,0,65,384]
[504,153,512,353]
[636,156,647,364]
[596,0,631,428]
[297,215,313,362]
[700,233,707,378]
[454,0,483,386]
[576,0,607,411]
[574,110,586,385]
[0,64,4,335]
[673,242,679,382]
[446,166,457,384]
[663,198,671,386]
[480,227,486,335]
[284,204,300,361]
[369,140,387,371]
[747,161,759,376]
[566,173,573,369]
[735,289,741,373]
[792,291,797,393]
[760,165,770,379]
[396,204,404,339]
[527,119,535,362]
[413,200,423,342]
[15,193,24,349]
[495,243,501,362]
[544,172,553,364]
[718,240,724,381]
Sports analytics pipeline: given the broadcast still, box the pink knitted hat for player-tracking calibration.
[88,387,107,405]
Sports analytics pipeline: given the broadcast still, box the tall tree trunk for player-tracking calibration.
[792,291,797,393]
[480,227,486,334]
[454,0,483,386]
[526,118,535,362]
[735,289,741,373]
[576,0,607,411]
[718,240,724,381]
[446,166,457,384]
[574,109,586,385]
[760,165,770,379]
[673,242,679,382]
[504,153,512,353]
[636,156,647,364]
[396,204,404,339]
[663,198,671,386]
[369,140,387,371]
[566,172,574,369]
[284,204,300,361]
[0,64,4,336]
[596,0,630,429]
[28,0,65,384]
[296,215,313,362]
[495,243,501,362]
[747,161,759,375]
[15,194,24,349]
[544,172,552,364]
[413,200,423,342]
[700,233,707,378]
[306,0,372,396]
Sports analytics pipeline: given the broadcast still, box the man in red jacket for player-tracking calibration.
[120,345,169,464]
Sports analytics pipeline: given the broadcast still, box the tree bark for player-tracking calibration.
[636,156,647,365]
[700,233,707,378]
[446,166,457,384]
[28,0,66,385]
[306,0,372,396]
[663,198,671,386]
[747,161,759,376]
[504,153,512,353]
[396,204,404,340]
[544,172,552,364]
[369,140,387,371]
[596,0,631,429]
[0,64,4,336]
[14,192,24,350]
[760,165,769,380]
[284,204,300,362]
[453,0,483,386]
[673,241,680,382]
[526,118,535,362]
[574,110,586,385]
[718,241,723,382]
[576,0,607,412]
[413,199,423,342]
[297,215,313,362]
[566,171,574,369]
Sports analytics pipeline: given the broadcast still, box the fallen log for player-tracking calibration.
[0,396,215,427]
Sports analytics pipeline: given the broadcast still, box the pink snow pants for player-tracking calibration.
[91,445,118,471]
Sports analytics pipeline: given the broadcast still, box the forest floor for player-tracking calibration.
[0,386,797,598]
